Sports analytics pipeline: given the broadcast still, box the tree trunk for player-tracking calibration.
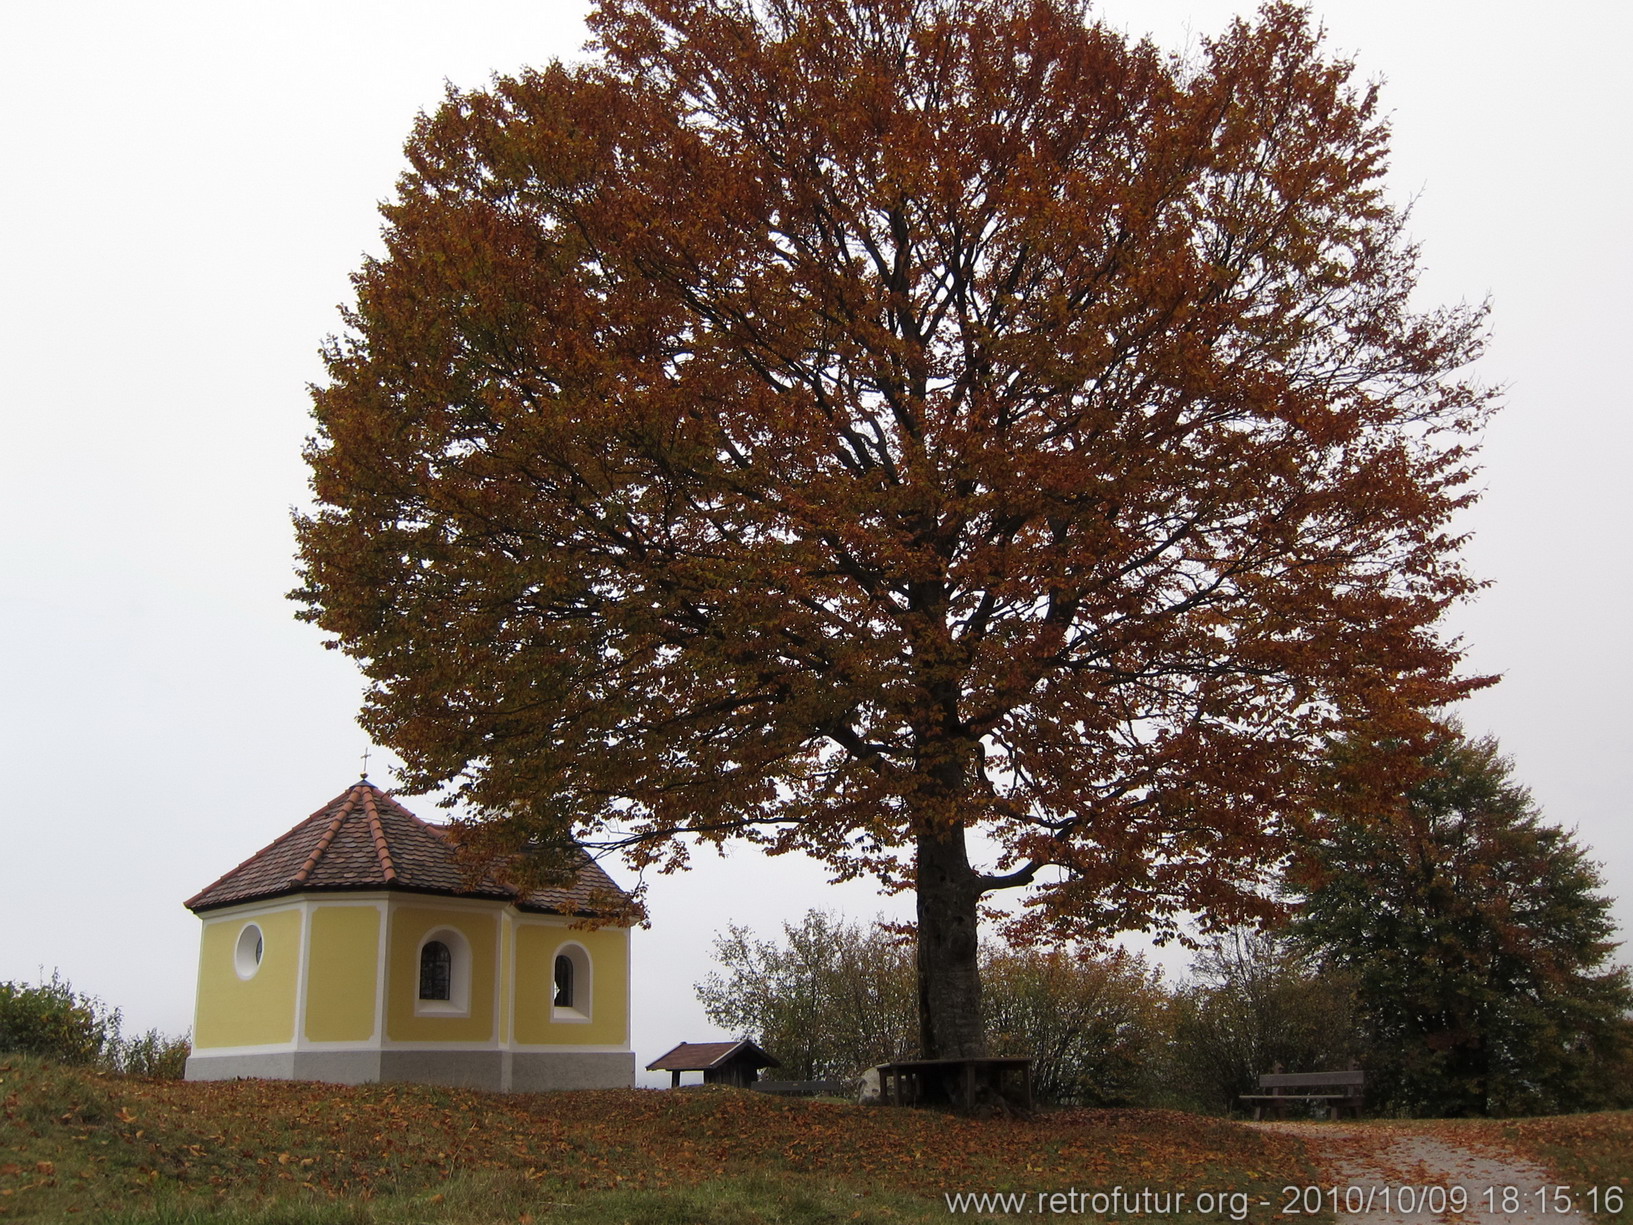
[915,823,987,1058]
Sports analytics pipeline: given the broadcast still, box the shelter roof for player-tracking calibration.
[645,1040,781,1073]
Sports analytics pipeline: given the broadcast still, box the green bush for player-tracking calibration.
[0,971,189,1077]
[0,972,117,1064]
[110,1027,192,1079]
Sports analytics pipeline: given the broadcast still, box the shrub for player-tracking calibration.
[0,972,117,1065]
[697,912,917,1081]
[0,971,190,1078]
[108,1027,192,1079]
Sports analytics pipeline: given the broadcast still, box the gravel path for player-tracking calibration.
[1251,1122,1591,1225]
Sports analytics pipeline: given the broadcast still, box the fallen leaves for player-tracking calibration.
[7,1055,1622,1225]
[6,1064,1309,1218]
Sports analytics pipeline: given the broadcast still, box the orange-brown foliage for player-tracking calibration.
[296,0,1494,1051]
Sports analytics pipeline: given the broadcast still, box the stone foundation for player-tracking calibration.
[185,1049,635,1092]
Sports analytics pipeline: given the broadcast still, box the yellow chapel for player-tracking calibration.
[183,780,635,1091]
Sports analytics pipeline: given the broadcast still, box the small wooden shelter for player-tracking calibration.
[646,1040,780,1088]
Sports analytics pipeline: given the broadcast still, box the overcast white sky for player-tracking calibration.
[2,0,1628,1086]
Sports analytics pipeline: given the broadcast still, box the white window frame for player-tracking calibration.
[551,941,592,1023]
[414,927,472,1018]
[234,923,265,980]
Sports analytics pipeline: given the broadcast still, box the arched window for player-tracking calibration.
[419,940,452,1001]
[414,929,470,1016]
[553,954,574,1008]
[551,942,591,1021]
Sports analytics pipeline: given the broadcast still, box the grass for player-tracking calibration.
[8,1056,1624,1224]
[1,1055,1323,1223]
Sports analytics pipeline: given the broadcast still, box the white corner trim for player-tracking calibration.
[292,900,311,1040]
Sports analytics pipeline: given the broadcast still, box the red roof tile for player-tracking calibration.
[185,781,633,919]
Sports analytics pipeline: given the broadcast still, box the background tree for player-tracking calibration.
[295,0,1494,1058]
[695,911,916,1080]
[983,944,1167,1106]
[1292,729,1633,1116]
[1165,929,1359,1113]
[697,911,1168,1103]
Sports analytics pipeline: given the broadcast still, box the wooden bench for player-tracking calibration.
[1240,1070,1365,1119]
[873,1057,1033,1112]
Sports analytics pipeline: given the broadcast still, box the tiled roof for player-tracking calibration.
[185,781,632,918]
[646,1040,780,1072]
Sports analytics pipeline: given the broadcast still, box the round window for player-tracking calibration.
[234,923,264,979]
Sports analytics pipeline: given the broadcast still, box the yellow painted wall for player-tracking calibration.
[193,908,302,1049]
[303,905,381,1043]
[385,905,497,1044]
[512,923,629,1047]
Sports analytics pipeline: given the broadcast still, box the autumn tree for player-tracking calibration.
[1291,729,1633,1116]
[294,0,1493,1058]
[697,911,918,1079]
[983,944,1168,1106]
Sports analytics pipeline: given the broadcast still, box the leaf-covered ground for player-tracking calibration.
[2,1055,1321,1223]
[1255,1118,1633,1225]
[5,1058,1628,1224]
[1325,1113,1633,1224]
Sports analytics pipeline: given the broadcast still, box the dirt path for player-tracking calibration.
[1251,1122,1591,1225]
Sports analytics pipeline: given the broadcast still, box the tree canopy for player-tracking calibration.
[1292,729,1633,1116]
[295,0,1493,1057]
